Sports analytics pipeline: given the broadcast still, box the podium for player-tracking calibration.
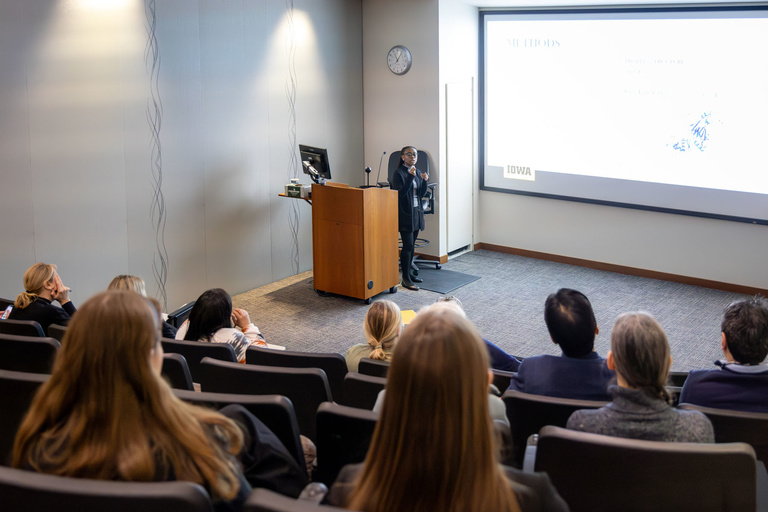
[311,183,399,302]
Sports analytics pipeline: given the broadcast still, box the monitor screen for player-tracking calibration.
[299,144,332,183]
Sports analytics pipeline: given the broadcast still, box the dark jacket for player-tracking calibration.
[679,361,768,413]
[391,163,428,232]
[508,352,615,401]
[8,296,76,336]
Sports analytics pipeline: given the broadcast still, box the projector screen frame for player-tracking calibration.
[479,4,768,226]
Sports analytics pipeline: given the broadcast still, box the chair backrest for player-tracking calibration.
[161,353,194,391]
[0,319,45,338]
[341,373,386,410]
[173,389,305,472]
[0,369,49,465]
[197,357,331,441]
[668,370,689,387]
[166,301,195,329]
[679,403,768,466]
[491,369,515,393]
[0,334,60,374]
[160,338,237,383]
[501,389,607,468]
[246,346,347,401]
[0,465,213,512]
[245,487,351,512]
[314,402,378,487]
[47,324,67,343]
[357,357,389,378]
[0,297,14,311]
[535,425,757,512]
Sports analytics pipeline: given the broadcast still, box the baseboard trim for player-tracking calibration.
[474,242,768,297]
[413,252,448,264]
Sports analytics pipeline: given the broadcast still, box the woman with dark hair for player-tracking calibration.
[176,288,268,363]
[12,290,307,511]
[567,312,714,442]
[329,302,568,512]
[9,263,76,335]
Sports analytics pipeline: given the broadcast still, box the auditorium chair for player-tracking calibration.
[0,297,14,312]
[0,369,48,465]
[47,324,67,343]
[341,372,386,410]
[160,353,194,390]
[535,425,757,512]
[197,357,332,441]
[0,334,59,374]
[246,346,347,401]
[357,357,389,378]
[173,389,305,472]
[0,319,45,337]
[679,403,768,466]
[0,465,213,512]
[314,402,378,487]
[166,301,195,329]
[491,369,515,394]
[668,370,689,387]
[501,390,607,468]
[160,338,237,383]
[245,488,351,512]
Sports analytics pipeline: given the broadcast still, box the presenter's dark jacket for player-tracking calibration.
[391,163,428,232]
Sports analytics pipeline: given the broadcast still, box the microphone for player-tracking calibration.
[375,151,387,187]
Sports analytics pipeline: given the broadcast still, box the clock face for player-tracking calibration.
[387,45,412,75]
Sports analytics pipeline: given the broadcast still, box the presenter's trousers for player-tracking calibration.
[399,229,419,281]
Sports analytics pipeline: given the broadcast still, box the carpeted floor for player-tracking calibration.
[233,250,751,372]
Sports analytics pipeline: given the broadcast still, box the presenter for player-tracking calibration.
[391,146,429,291]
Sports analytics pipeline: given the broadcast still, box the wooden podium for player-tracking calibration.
[311,183,399,302]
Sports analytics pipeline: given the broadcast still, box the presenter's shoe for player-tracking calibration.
[410,275,423,283]
[400,279,419,291]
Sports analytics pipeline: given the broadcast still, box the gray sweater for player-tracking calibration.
[567,385,714,443]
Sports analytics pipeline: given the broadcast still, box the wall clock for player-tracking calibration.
[387,45,412,75]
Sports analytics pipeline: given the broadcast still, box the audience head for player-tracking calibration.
[12,290,243,498]
[349,302,519,512]
[720,296,768,365]
[544,288,598,357]
[608,312,671,402]
[364,300,402,361]
[14,263,57,309]
[107,274,147,297]
[184,288,233,341]
[435,295,466,315]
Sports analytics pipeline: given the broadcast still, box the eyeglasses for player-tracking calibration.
[404,152,418,157]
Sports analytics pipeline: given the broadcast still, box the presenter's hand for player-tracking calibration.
[232,308,251,330]
[419,171,429,180]
[409,166,417,176]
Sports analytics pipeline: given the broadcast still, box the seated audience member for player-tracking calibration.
[508,288,614,401]
[371,300,509,425]
[679,297,768,413]
[12,291,307,512]
[567,312,714,442]
[107,274,177,338]
[176,288,267,363]
[330,303,568,512]
[9,263,76,335]
[345,300,401,372]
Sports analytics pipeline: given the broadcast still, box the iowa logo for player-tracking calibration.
[504,165,535,181]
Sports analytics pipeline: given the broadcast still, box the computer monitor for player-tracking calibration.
[299,144,332,184]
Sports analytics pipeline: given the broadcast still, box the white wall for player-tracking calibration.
[0,0,364,308]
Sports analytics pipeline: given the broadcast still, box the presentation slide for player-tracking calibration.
[481,8,768,224]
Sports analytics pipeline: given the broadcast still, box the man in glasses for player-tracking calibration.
[391,146,429,290]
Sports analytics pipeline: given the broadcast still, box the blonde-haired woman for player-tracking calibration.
[12,290,307,511]
[345,300,401,372]
[329,302,568,512]
[108,274,176,338]
[9,263,76,335]
[568,312,713,442]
